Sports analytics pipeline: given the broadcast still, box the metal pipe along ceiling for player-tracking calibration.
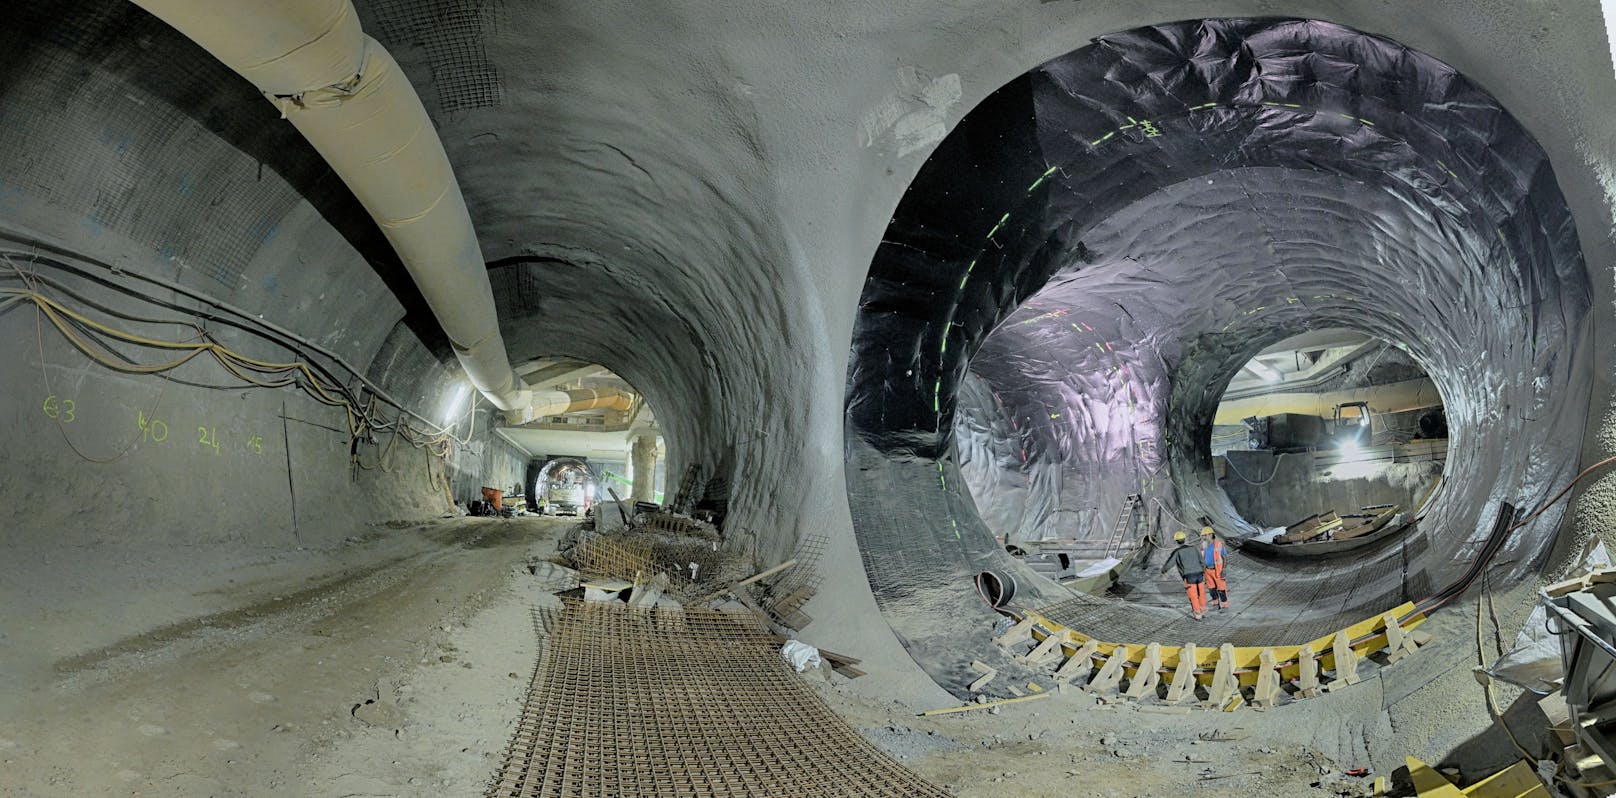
[126,0,533,413]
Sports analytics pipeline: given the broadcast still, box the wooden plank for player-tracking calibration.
[697,559,798,603]
[920,692,1050,716]
[1054,639,1099,683]
[1165,643,1198,704]
[1251,649,1280,708]
[1328,630,1360,689]
[1123,643,1163,699]
[1296,644,1322,699]
[1089,651,1128,694]
[1205,644,1239,707]
[1020,629,1067,664]
[968,660,997,693]
[994,616,1038,648]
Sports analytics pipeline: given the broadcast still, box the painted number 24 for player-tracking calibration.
[198,426,220,454]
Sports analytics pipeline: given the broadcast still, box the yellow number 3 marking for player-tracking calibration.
[42,395,75,423]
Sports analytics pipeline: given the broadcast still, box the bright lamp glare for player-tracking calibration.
[440,380,471,425]
[1337,439,1361,457]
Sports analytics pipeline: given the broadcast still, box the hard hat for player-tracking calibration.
[1200,526,1215,537]
[1173,531,1187,543]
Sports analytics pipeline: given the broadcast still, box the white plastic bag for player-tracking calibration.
[781,640,822,673]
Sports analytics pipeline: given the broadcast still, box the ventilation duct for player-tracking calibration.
[127,0,533,412]
[509,389,637,425]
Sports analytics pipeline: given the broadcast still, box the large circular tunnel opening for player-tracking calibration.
[1210,329,1447,540]
[844,18,1591,695]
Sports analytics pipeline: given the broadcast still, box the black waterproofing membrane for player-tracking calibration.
[844,18,1590,695]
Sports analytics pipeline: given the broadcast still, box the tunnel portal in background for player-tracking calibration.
[844,18,1591,695]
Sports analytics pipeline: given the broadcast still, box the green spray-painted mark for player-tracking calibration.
[1027,165,1060,192]
[1495,228,1516,265]
[933,380,941,412]
[1090,131,1116,146]
[986,212,1010,238]
[1189,102,1218,111]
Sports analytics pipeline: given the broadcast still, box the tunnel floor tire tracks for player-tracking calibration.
[51,519,513,686]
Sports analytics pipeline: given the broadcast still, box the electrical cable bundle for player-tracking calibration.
[0,250,476,468]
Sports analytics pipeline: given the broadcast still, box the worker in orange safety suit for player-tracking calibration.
[1201,526,1229,610]
[1158,530,1207,620]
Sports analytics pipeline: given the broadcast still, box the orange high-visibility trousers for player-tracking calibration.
[1183,575,1207,616]
[1205,565,1227,605]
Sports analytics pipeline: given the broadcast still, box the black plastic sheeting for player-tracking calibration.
[844,18,1590,696]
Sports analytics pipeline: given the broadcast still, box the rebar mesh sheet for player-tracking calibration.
[487,600,952,798]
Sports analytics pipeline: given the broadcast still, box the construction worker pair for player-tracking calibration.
[1170,527,1230,620]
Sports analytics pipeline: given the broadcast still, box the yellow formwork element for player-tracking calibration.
[1406,757,1549,798]
[1020,601,1428,690]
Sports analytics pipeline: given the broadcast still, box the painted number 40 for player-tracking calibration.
[137,410,168,442]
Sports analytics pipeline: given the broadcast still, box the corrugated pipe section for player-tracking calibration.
[511,389,637,425]
[127,0,533,413]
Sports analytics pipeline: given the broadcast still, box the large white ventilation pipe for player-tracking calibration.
[509,389,638,426]
[127,0,533,413]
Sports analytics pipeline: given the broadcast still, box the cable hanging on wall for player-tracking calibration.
[0,252,475,467]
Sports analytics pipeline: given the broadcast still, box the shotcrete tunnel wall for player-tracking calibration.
[0,2,527,556]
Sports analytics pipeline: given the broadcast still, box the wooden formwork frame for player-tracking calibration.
[1005,601,1429,701]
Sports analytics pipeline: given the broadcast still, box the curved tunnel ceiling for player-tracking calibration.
[845,18,1591,695]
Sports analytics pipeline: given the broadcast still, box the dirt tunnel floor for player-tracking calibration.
[2,517,560,797]
[0,515,1515,797]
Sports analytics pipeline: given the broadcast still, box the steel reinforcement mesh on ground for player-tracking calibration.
[486,599,952,798]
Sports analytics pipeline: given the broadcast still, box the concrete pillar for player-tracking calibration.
[631,434,658,503]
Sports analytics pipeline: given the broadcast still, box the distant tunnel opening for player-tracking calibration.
[1206,329,1448,540]
[844,18,1591,694]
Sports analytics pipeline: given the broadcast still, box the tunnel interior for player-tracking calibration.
[1,2,1613,795]
[846,17,1592,693]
